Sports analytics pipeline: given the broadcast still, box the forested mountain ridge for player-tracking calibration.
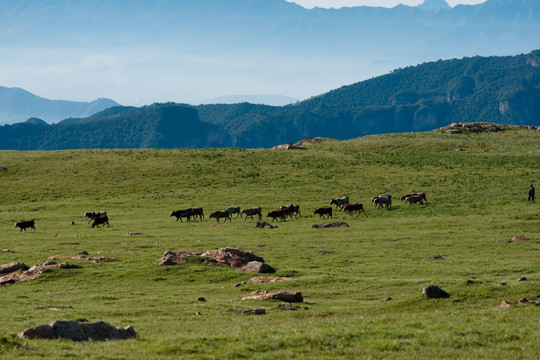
[0,104,232,150]
[196,51,540,147]
[0,51,538,150]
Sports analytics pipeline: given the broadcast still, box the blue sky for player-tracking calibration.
[0,0,516,108]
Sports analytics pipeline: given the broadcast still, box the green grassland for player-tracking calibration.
[0,126,538,359]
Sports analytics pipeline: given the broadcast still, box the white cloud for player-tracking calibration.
[286,0,487,9]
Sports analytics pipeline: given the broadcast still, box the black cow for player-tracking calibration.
[170,209,192,222]
[91,215,109,228]
[15,220,35,231]
[342,203,365,214]
[314,207,333,219]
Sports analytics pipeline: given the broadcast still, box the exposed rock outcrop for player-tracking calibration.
[235,291,304,303]
[312,222,349,228]
[48,254,120,263]
[496,236,533,243]
[255,221,277,229]
[218,309,266,316]
[0,261,81,286]
[201,247,264,267]
[272,137,334,150]
[18,320,137,341]
[238,261,275,274]
[0,262,28,274]
[156,247,271,273]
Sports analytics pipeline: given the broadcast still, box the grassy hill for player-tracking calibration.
[0,126,538,359]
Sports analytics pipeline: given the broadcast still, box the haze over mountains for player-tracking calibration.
[1,51,538,150]
[0,0,538,106]
[0,87,119,125]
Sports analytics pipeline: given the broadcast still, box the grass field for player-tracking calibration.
[0,126,539,359]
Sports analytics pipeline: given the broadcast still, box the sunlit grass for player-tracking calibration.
[0,128,538,359]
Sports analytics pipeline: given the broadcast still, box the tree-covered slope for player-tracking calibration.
[0,104,232,150]
[0,51,538,149]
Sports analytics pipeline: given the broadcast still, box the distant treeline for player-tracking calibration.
[1,51,538,150]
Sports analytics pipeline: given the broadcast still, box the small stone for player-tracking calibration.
[422,285,450,299]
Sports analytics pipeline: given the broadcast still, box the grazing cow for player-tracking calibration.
[404,195,424,206]
[371,195,392,209]
[241,207,262,221]
[209,210,231,223]
[401,192,427,204]
[280,204,301,218]
[224,206,241,218]
[91,215,109,228]
[83,211,107,224]
[189,207,204,220]
[170,209,192,222]
[330,196,349,209]
[342,203,365,214]
[15,220,35,231]
[314,207,333,219]
[267,209,288,222]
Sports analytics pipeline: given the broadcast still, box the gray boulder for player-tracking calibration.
[422,285,450,298]
[240,261,275,274]
[0,262,28,274]
[19,320,137,341]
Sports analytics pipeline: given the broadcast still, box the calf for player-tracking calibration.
[189,207,204,220]
[224,206,241,218]
[209,210,231,223]
[371,195,392,209]
[241,207,262,221]
[314,207,332,219]
[401,192,427,204]
[15,220,35,232]
[91,215,109,228]
[330,196,349,209]
[280,204,301,218]
[267,209,288,222]
[342,203,365,215]
[404,195,424,206]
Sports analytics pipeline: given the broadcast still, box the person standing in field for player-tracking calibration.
[528,184,535,201]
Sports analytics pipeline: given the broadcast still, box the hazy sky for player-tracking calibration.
[288,0,487,8]
[0,0,510,109]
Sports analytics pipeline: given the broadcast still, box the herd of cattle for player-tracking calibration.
[168,193,427,224]
[13,193,427,231]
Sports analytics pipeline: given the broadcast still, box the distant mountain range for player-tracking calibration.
[1,51,538,150]
[0,87,119,125]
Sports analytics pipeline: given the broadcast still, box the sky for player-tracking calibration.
[288,0,487,8]
[0,0,504,109]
